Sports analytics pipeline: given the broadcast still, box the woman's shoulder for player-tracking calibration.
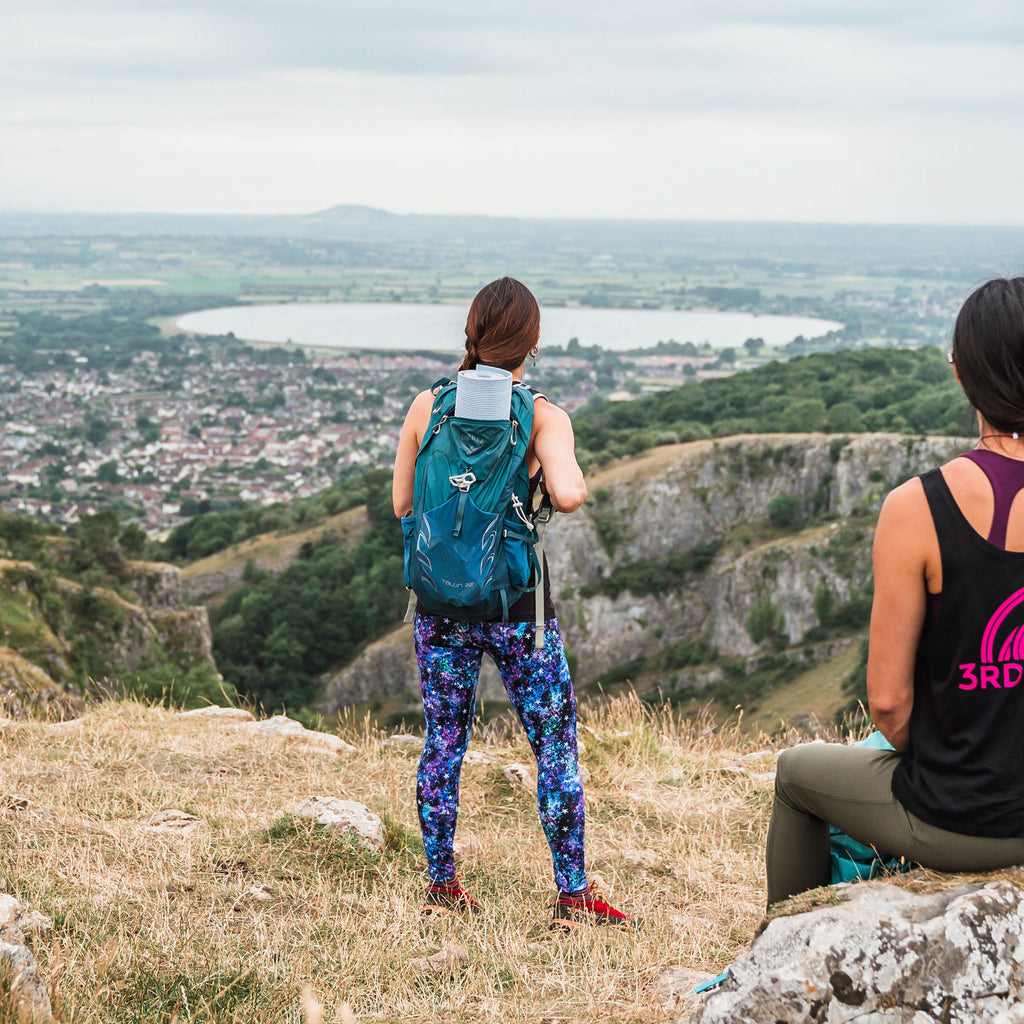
[530,392,566,422]
[409,388,435,415]
[878,474,929,525]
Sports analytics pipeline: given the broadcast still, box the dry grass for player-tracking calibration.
[0,695,777,1023]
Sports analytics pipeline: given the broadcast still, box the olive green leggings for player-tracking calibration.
[766,743,1024,907]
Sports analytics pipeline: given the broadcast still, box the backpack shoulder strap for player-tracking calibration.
[417,380,458,457]
[511,382,539,439]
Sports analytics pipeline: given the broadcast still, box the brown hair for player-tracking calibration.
[460,277,540,372]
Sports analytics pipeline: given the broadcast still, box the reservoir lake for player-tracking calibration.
[174,303,843,354]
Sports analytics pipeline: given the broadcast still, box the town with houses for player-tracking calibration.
[0,341,721,534]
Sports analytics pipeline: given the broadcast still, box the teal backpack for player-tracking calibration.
[402,378,549,643]
[829,731,916,883]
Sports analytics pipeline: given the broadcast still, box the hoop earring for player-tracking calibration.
[530,346,538,367]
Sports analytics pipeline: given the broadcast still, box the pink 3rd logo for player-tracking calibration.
[959,587,1024,690]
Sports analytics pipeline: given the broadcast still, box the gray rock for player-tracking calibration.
[9,913,51,941]
[651,966,717,1014]
[242,715,355,753]
[410,941,469,974]
[180,706,254,722]
[292,797,383,850]
[0,895,53,1023]
[462,750,496,766]
[502,763,536,794]
[143,810,202,834]
[690,880,1024,1024]
[122,561,187,610]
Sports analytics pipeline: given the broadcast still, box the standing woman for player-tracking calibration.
[766,277,1024,906]
[393,277,629,928]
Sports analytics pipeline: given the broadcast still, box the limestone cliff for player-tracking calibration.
[0,559,218,719]
[316,433,965,715]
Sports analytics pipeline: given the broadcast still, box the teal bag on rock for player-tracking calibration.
[829,731,916,883]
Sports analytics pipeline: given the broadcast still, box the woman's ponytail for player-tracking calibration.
[460,338,479,372]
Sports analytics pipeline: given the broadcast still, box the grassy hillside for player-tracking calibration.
[2,695,775,1023]
[572,346,970,471]
[180,504,370,606]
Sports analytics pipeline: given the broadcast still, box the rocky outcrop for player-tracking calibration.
[0,647,84,720]
[551,433,959,677]
[121,561,189,610]
[688,879,1024,1024]
[547,433,960,589]
[316,624,505,716]
[320,433,962,710]
[0,559,218,718]
[242,713,356,753]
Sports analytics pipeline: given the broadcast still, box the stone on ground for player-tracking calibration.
[292,797,383,851]
[180,706,254,722]
[502,763,536,793]
[243,715,356,753]
[0,894,54,1023]
[143,810,202,834]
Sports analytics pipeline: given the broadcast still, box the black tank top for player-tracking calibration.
[891,468,1024,836]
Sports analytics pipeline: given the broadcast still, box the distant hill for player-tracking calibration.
[2,208,1023,275]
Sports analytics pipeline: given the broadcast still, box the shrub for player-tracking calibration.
[767,492,799,529]
[747,598,785,646]
[118,663,239,709]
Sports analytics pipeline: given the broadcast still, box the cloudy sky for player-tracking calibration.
[4,0,1024,223]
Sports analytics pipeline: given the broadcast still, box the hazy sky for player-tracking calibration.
[4,0,1024,223]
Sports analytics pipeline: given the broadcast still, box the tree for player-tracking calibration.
[119,523,147,558]
[827,401,863,433]
[780,398,827,433]
[85,418,110,445]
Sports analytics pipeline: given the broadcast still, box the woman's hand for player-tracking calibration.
[866,479,935,751]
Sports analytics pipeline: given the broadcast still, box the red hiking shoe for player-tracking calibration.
[551,886,630,931]
[421,881,481,917]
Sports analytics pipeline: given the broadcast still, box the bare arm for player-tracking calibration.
[531,400,587,512]
[392,390,434,518]
[866,479,932,751]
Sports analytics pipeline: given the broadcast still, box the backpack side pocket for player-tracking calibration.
[502,518,535,590]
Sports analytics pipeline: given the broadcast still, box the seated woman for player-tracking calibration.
[766,277,1024,907]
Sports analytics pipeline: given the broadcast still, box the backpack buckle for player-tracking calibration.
[449,472,477,492]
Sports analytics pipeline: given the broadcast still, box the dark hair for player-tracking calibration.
[460,277,540,372]
[952,277,1024,434]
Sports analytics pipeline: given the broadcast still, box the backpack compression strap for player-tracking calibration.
[532,492,554,649]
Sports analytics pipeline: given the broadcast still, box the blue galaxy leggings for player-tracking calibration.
[414,612,586,893]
